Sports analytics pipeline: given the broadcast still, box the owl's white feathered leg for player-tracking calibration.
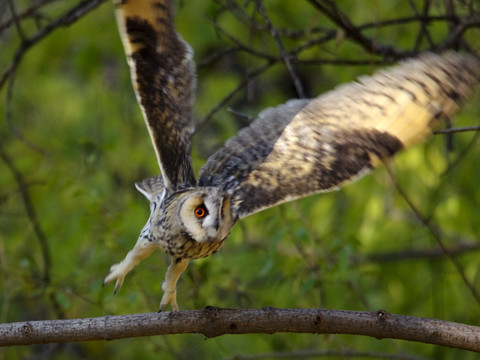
[159,257,189,312]
[104,237,156,294]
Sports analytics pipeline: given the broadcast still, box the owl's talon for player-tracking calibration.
[159,289,179,312]
[113,282,120,295]
[156,257,189,312]
[103,238,157,297]
[104,262,127,294]
[114,278,124,293]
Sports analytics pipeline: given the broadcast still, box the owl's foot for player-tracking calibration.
[103,237,156,294]
[104,262,128,294]
[159,289,178,312]
[158,257,189,312]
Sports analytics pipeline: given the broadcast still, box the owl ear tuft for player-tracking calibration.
[135,175,165,201]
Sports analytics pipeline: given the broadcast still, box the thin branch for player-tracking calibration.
[0,141,65,318]
[197,45,242,69]
[0,0,108,91]
[253,0,305,97]
[306,0,412,59]
[207,17,279,62]
[386,165,480,305]
[0,142,51,286]
[433,125,480,134]
[0,308,479,351]
[222,349,433,360]
[6,0,27,41]
[442,123,480,175]
[226,107,253,122]
[5,68,48,155]
[194,61,272,133]
[435,15,480,52]
[354,241,480,264]
[0,0,55,34]
[408,0,435,50]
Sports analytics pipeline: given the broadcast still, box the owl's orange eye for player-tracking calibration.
[194,205,207,218]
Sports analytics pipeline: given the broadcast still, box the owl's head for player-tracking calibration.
[135,176,235,257]
[175,187,234,244]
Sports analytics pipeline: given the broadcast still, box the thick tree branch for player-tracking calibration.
[0,308,479,350]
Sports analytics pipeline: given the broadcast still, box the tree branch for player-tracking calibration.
[306,0,413,59]
[386,165,480,305]
[253,0,305,98]
[355,241,480,264]
[0,0,108,91]
[223,349,433,360]
[0,308,479,350]
[433,125,480,134]
[194,61,273,133]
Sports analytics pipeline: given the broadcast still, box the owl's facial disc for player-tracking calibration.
[178,190,233,243]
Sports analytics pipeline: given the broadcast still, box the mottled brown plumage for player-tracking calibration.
[104,0,480,311]
[115,0,196,189]
[199,52,479,218]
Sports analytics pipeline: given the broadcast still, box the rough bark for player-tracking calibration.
[1,308,479,351]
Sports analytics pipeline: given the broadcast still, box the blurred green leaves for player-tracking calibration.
[1,0,480,359]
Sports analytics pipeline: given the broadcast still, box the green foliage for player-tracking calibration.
[1,0,480,359]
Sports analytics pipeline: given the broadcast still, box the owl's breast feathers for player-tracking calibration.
[165,230,227,259]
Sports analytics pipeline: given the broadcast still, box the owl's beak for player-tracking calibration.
[213,218,219,231]
[205,218,220,239]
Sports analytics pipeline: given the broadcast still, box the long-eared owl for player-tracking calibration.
[104,0,480,311]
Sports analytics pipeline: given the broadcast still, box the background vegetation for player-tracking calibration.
[1,0,480,358]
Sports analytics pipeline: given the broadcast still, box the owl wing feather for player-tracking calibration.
[135,174,165,201]
[115,0,196,189]
[198,52,479,219]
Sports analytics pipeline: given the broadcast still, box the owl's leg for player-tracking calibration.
[104,237,156,294]
[159,257,189,312]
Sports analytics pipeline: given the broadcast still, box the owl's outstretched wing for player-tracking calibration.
[198,52,479,219]
[115,0,196,189]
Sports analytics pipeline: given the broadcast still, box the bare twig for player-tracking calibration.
[6,0,27,41]
[435,15,480,52]
[408,0,434,50]
[442,124,480,175]
[222,349,432,360]
[434,125,480,134]
[194,61,273,133]
[0,0,55,33]
[253,0,305,97]
[355,241,480,264]
[5,68,48,154]
[0,142,51,286]
[386,165,480,305]
[0,141,65,318]
[0,0,108,91]
[306,0,412,59]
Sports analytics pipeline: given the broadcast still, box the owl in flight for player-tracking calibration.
[104,0,480,311]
